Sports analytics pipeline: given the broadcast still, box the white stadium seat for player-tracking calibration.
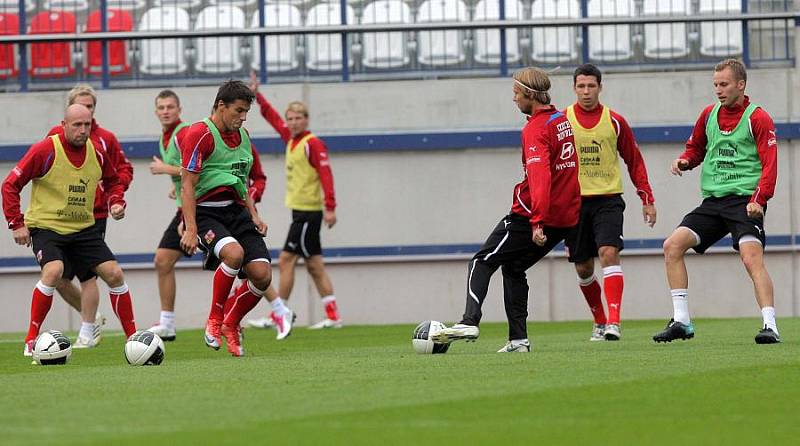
[530,0,580,63]
[250,4,302,73]
[416,0,469,66]
[643,0,691,59]
[138,7,190,75]
[361,0,412,69]
[473,0,523,65]
[699,0,743,57]
[588,0,635,61]
[195,5,246,74]
[306,2,356,71]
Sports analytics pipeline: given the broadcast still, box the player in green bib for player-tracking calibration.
[654,59,781,345]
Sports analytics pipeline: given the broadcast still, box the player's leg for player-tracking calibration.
[278,251,300,299]
[73,276,102,348]
[55,279,81,312]
[93,260,137,338]
[569,200,607,340]
[24,260,63,356]
[653,227,700,342]
[150,248,182,341]
[246,285,280,329]
[590,196,625,340]
[307,256,341,329]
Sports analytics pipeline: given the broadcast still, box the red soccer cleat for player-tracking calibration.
[221,324,244,357]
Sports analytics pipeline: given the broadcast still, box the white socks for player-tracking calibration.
[79,322,95,340]
[160,311,175,329]
[671,289,690,324]
[761,306,778,334]
[271,297,289,317]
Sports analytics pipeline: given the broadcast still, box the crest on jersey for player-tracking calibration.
[204,230,216,245]
[560,142,575,160]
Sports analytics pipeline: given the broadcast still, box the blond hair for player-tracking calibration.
[513,67,551,105]
[715,58,747,82]
[285,101,308,118]
[67,84,97,107]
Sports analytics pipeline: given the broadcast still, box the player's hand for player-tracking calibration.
[249,70,259,93]
[110,204,125,220]
[12,225,30,247]
[253,215,268,236]
[532,226,547,247]
[149,156,168,175]
[670,158,690,176]
[180,225,198,255]
[643,204,657,228]
[168,184,177,200]
[324,209,337,228]
[746,202,764,218]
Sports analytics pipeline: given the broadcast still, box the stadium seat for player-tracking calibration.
[250,4,302,73]
[29,11,77,78]
[642,0,690,59]
[361,0,412,69]
[138,7,190,75]
[699,0,742,57]
[416,0,468,66]
[0,0,35,13]
[152,0,203,10]
[587,0,635,61]
[195,5,246,74]
[0,12,17,79]
[209,0,257,8]
[306,2,356,71]
[85,9,133,76]
[530,0,580,63]
[106,0,147,11]
[44,0,89,13]
[473,0,523,65]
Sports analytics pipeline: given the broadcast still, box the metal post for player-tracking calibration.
[741,0,750,66]
[258,0,267,84]
[499,0,507,77]
[18,0,28,92]
[580,0,589,63]
[340,0,350,82]
[100,0,110,88]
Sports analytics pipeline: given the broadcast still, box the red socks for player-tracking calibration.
[578,277,606,325]
[223,281,264,327]
[603,266,624,325]
[210,263,239,322]
[109,283,136,337]
[26,281,55,343]
[321,295,339,321]
[224,281,249,319]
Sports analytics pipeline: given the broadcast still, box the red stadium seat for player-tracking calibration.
[85,9,133,75]
[0,13,18,79]
[29,11,77,78]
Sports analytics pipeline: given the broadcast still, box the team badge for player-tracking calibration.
[36,250,43,264]
[204,230,216,245]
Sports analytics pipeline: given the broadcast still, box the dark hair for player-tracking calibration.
[573,63,602,85]
[213,80,255,109]
[155,89,180,106]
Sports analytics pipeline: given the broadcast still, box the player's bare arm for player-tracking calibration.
[746,202,764,218]
[179,170,200,254]
[245,195,267,235]
[670,158,689,176]
[150,156,181,176]
[324,209,337,229]
[12,225,30,246]
[643,204,657,227]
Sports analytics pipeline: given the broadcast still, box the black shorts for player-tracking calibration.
[157,211,185,253]
[94,218,107,240]
[567,195,625,263]
[680,195,766,253]
[476,213,574,270]
[195,204,271,271]
[283,210,323,258]
[30,225,116,282]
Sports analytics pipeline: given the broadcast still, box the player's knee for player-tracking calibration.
[306,259,325,277]
[41,262,64,285]
[250,270,272,291]
[220,245,244,269]
[574,261,594,279]
[598,246,619,265]
[153,252,176,274]
[103,265,125,287]
[662,237,685,261]
[740,250,764,273]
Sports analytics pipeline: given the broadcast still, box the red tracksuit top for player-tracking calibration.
[510,105,581,229]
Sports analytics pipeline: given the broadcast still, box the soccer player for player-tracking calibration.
[432,67,581,353]
[246,72,341,330]
[179,80,279,357]
[653,59,781,344]
[46,84,134,348]
[2,104,138,357]
[565,64,657,341]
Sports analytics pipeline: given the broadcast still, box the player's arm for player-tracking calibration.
[180,170,199,254]
[673,106,713,175]
[106,133,134,190]
[747,109,778,217]
[525,128,552,239]
[249,73,292,143]
[2,141,53,244]
[97,148,126,220]
[613,112,656,226]
[307,138,337,227]
[248,143,266,204]
[153,125,190,178]
[245,194,267,236]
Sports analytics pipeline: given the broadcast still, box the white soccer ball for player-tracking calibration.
[33,330,72,365]
[125,330,165,366]
[412,320,450,354]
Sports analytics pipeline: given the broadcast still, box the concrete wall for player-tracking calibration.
[1,65,799,334]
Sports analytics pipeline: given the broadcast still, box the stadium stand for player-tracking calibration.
[138,6,191,75]
[44,0,89,13]
[195,5,246,74]
[250,3,302,73]
[305,2,355,71]
[530,0,580,63]
[588,0,636,62]
[416,0,469,67]
[29,10,77,78]
[700,0,743,57]
[361,0,412,69]
[642,0,691,60]
[85,9,133,76]
[473,0,523,65]
[0,12,17,79]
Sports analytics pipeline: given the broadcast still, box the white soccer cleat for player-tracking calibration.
[204,320,222,351]
[246,314,275,329]
[147,324,176,341]
[497,340,531,353]
[309,318,343,330]
[73,334,97,349]
[273,310,295,340]
[604,323,621,341]
[430,323,479,344]
[590,323,606,342]
[23,340,34,357]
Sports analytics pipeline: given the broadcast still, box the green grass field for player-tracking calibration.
[1,318,798,445]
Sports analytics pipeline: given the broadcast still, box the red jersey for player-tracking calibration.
[568,104,655,205]
[179,120,265,204]
[3,133,125,230]
[680,95,777,206]
[47,119,133,218]
[255,93,336,210]
[510,105,581,228]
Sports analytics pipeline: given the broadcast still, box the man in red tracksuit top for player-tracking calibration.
[433,67,581,353]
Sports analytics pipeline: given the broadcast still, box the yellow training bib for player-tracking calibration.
[566,105,623,196]
[285,133,323,211]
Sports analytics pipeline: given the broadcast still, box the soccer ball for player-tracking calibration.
[33,330,72,365]
[124,331,165,366]
[412,320,450,354]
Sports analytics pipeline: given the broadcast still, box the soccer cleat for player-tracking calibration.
[755,326,781,344]
[590,323,606,341]
[497,340,531,353]
[73,334,96,349]
[147,323,177,342]
[23,340,34,357]
[204,319,222,350]
[652,319,695,343]
[246,313,275,329]
[430,323,479,344]
[221,324,244,357]
[273,310,295,341]
[309,318,343,330]
[604,323,621,341]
